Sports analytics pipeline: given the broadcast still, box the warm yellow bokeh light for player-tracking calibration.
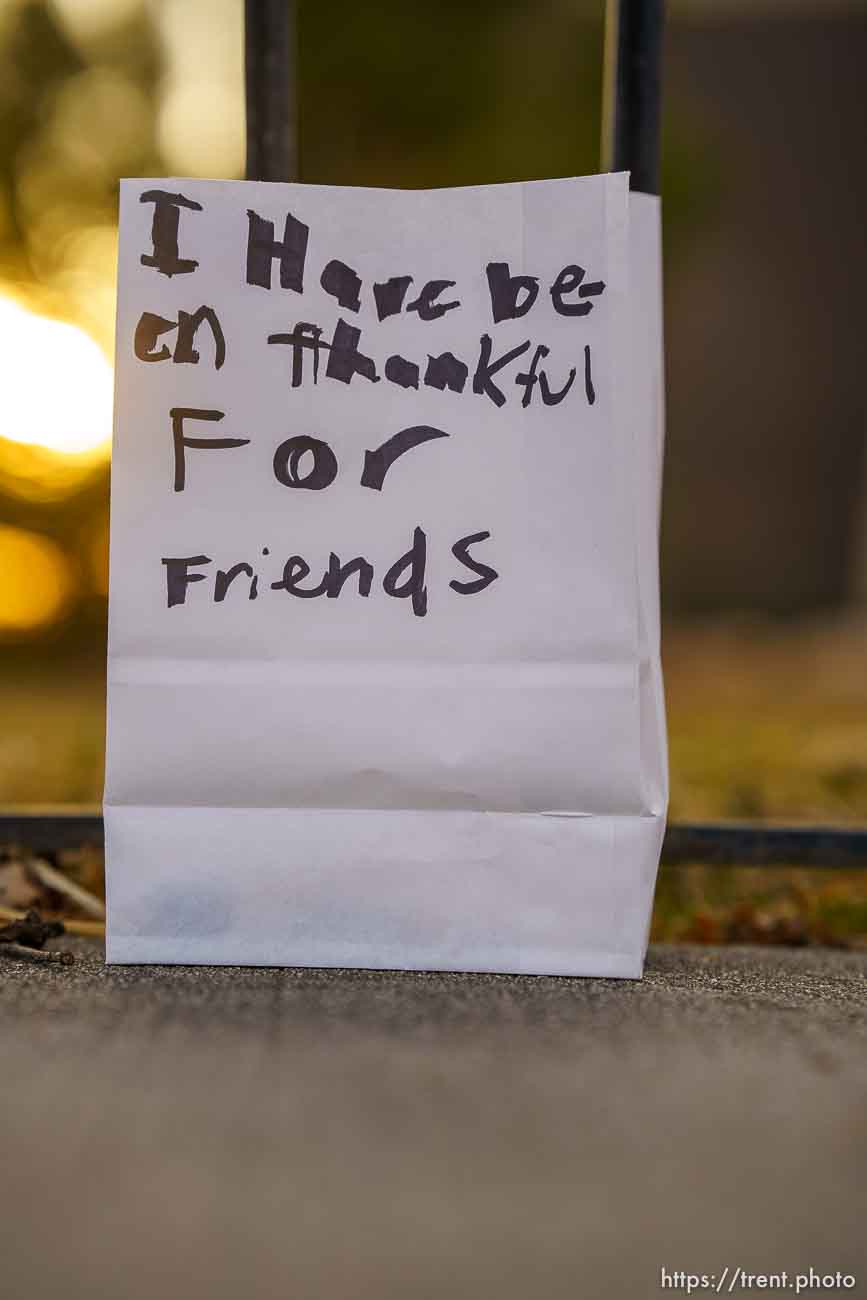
[50,0,142,44]
[0,525,73,632]
[0,295,112,458]
[157,0,245,179]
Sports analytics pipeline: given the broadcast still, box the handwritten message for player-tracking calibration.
[124,181,609,622]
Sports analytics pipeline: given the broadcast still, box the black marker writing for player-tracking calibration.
[246,209,309,291]
[486,262,539,322]
[361,425,449,491]
[161,554,211,607]
[135,306,226,369]
[272,435,338,491]
[161,528,496,617]
[550,265,605,317]
[170,408,250,492]
[139,190,201,277]
[450,531,499,595]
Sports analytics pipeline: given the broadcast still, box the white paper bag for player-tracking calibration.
[105,172,667,977]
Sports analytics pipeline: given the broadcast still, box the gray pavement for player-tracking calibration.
[1,942,865,1299]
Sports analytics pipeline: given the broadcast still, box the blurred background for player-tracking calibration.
[0,0,865,940]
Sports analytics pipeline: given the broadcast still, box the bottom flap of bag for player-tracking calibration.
[105,804,665,978]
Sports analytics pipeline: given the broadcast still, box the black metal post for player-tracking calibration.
[245,0,297,182]
[601,0,664,194]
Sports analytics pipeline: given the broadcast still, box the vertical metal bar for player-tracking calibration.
[601,0,664,195]
[245,0,297,182]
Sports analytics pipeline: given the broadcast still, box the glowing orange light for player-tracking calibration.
[0,526,73,632]
[0,295,112,459]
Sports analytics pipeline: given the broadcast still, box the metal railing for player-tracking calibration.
[0,810,865,868]
[2,1,863,872]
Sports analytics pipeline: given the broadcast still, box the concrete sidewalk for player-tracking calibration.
[1,943,864,1298]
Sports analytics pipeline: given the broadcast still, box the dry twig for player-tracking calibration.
[0,908,75,965]
[26,856,106,919]
[0,903,104,939]
[0,940,74,966]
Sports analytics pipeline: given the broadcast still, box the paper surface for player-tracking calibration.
[105,173,667,976]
